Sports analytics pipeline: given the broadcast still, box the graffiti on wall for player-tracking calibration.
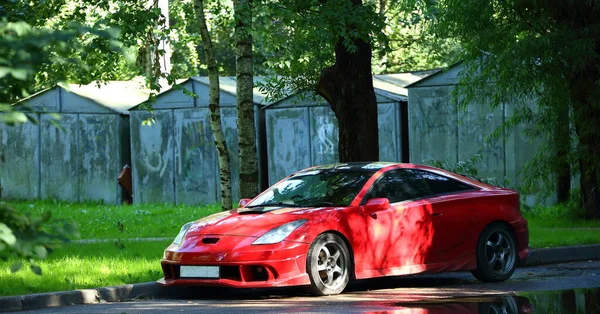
[179,119,210,194]
[315,115,336,156]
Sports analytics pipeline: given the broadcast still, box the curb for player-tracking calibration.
[0,282,166,313]
[2,244,600,312]
[522,244,600,266]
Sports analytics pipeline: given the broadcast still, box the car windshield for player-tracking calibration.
[247,168,375,208]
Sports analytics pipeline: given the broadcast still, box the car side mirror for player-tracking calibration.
[361,198,390,214]
[238,198,252,208]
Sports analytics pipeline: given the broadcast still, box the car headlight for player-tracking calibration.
[252,220,307,245]
[173,221,194,245]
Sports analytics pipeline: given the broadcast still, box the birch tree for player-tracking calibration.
[194,0,233,210]
[234,0,259,198]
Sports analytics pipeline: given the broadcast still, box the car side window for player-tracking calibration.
[366,170,433,203]
[365,169,475,204]
[410,169,476,195]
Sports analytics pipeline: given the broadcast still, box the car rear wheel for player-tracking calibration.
[472,223,517,282]
[305,233,350,295]
[478,296,519,314]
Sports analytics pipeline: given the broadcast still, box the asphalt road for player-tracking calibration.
[13,260,600,314]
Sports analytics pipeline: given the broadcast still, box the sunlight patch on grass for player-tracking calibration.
[0,240,170,296]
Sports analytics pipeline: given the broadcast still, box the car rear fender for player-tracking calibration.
[478,220,525,253]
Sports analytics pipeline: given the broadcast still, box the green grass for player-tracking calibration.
[1,200,221,297]
[529,228,600,248]
[7,200,221,239]
[0,240,171,297]
[525,217,600,229]
[522,200,600,248]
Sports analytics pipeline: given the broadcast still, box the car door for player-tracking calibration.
[410,169,480,265]
[360,169,437,273]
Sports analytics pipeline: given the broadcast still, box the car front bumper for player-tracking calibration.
[159,235,311,288]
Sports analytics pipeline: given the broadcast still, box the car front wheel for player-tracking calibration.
[305,233,350,295]
[472,223,517,282]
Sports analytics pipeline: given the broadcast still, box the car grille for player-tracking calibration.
[162,264,272,282]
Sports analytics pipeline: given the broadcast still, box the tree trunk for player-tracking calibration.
[547,4,600,218]
[379,0,386,14]
[554,102,571,203]
[316,0,379,162]
[194,0,233,211]
[234,0,259,199]
[569,68,600,219]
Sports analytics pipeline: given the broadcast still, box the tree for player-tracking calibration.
[194,0,233,210]
[254,0,458,163]
[234,0,259,198]
[316,0,380,162]
[255,0,389,162]
[433,0,599,218]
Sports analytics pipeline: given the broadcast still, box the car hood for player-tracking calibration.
[185,206,336,238]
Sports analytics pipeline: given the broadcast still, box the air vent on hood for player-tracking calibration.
[202,237,220,244]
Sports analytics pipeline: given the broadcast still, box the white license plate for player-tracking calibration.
[180,266,220,278]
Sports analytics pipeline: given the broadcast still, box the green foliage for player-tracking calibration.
[254,0,386,98]
[376,0,461,73]
[0,17,123,123]
[431,0,600,215]
[169,0,268,77]
[522,190,587,221]
[253,0,460,100]
[0,203,78,275]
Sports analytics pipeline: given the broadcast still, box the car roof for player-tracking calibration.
[303,162,498,189]
[308,162,398,171]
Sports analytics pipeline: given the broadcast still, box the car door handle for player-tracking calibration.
[432,212,443,216]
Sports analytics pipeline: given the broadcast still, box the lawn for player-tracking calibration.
[1,199,599,296]
[0,240,170,297]
[523,201,600,248]
[8,200,221,239]
[2,200,219,297]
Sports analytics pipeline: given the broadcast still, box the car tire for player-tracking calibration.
[471,223,518,282]
[478,296,519,314]
[305,233,350,296]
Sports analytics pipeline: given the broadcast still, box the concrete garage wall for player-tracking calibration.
[130,110,175,204]
[266,105,328,186]
[407,64,543,191]
[1,82,143,204]
[262,73,431,186]
[264,92,408,185]
[129,77,265,205]
[40,114,79,200]
[1,120,40,199]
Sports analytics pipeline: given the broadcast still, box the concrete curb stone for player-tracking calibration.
[0,283,167,313]
[522,244,600,266]
[2,244,600,312]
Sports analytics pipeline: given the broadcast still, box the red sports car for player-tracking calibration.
[159,162,530,295]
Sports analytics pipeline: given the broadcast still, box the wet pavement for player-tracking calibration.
[11,260,600,313]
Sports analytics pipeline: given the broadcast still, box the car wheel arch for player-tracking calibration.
[479,220,519,248]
